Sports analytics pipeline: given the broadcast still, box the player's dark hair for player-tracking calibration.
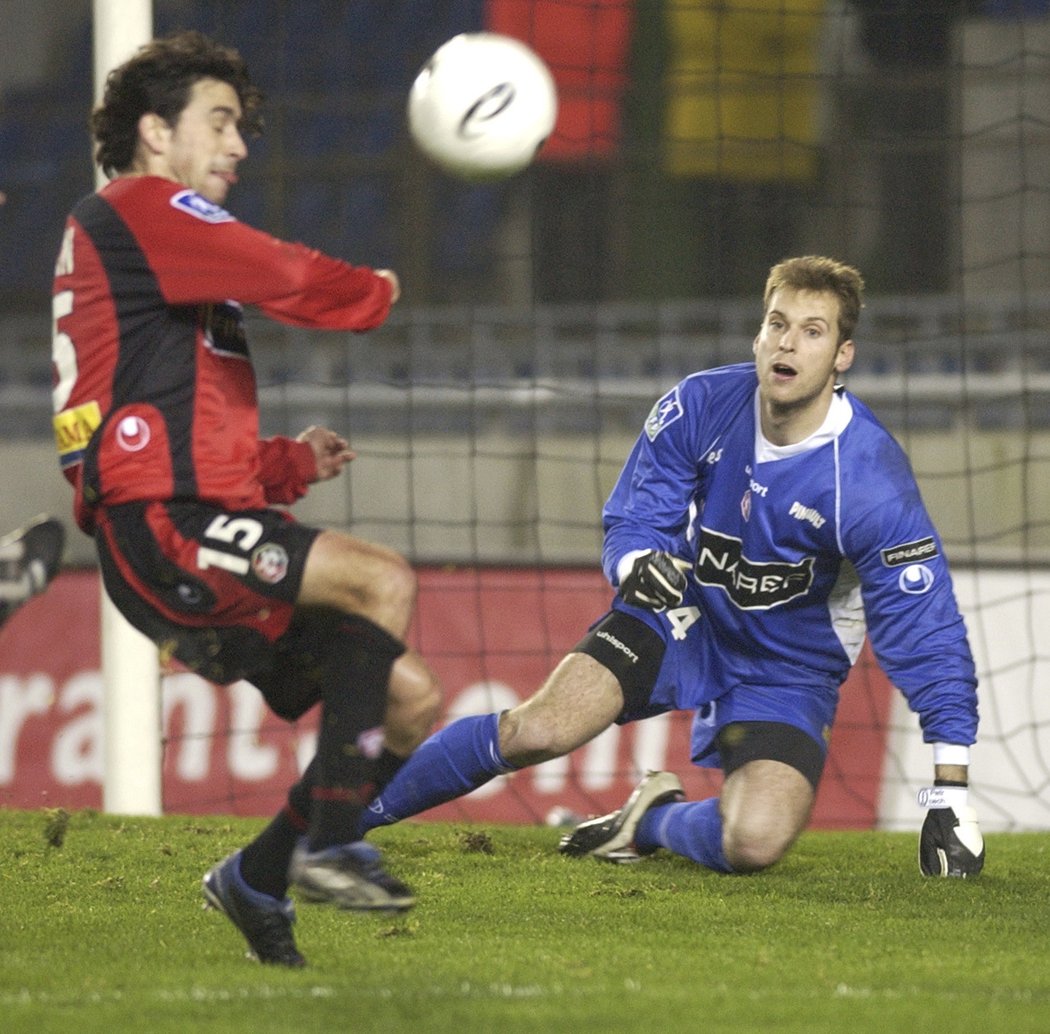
[91,30,263,176]
[763,256,865,343]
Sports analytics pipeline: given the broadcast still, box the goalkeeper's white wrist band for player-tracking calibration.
[932,742,970,767]
[917,785,969,810]
[616,549,650,585]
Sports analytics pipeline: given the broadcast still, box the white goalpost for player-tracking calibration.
[94,0,162,817]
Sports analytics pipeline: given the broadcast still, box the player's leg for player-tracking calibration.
[94,503,312,964]
[296,526,443,789]
[297,528,417,639]
[275,528,443,751]
[717,755,816,871]
[558,626,829,875]
[235,605,416,912]
[631,760,815,873]
[97,505,422,940]
[631,722,824,873]
[499,653,626,763]
[231,621,419,914]
[357,653,624,836]
[556,600,734,866]
[379,649,443,773]
[358,608,667,837]
[211,522,439,909]
[235,618,440,912]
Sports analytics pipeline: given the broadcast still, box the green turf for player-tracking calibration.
[1,808,1048,1033]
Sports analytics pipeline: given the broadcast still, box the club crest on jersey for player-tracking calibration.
[251,543,289,584]
[645,387,684,441]
[170,189,235,224]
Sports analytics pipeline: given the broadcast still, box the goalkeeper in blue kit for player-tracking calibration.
[361,255,984,878]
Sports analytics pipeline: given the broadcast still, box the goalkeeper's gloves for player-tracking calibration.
[917,784,985,878]
[618,551,691,611]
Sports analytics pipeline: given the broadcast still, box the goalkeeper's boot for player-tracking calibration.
[0,515,64,624]
[559,771,685,863]
[289,841,415,912]
[202,851,306,967]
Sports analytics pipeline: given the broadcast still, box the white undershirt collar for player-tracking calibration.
[754,386,854,463]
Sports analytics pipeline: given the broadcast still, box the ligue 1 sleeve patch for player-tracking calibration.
[170,189,235,224]
[645,386,684,441]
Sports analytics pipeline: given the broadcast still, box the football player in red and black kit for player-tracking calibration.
[51,31,442,966]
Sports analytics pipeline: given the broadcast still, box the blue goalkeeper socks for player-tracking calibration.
[357,712,514,837]
[635,796,733,873]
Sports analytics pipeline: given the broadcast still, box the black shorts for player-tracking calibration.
[715,721,827,790]
[95,499,322,699]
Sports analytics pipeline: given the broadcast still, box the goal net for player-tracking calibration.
[8,1,1047,831]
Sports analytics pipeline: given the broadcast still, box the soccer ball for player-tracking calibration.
[407,32,558,181]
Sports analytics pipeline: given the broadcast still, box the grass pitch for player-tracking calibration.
[1,809,1048,1033]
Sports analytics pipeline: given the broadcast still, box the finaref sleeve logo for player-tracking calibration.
[880,536,939,567]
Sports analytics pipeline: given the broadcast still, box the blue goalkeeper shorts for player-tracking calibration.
[605,597,839,772]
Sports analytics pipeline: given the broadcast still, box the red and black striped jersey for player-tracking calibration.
[52,175,393,532]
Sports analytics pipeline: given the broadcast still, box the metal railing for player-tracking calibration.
[4,293,1050,439]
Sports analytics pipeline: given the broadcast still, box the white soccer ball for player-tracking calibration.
[407,32,558,181]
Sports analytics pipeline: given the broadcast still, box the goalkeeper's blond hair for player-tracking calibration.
[764,256,865,344]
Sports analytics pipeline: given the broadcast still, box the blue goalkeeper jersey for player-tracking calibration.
[601,362,978,746]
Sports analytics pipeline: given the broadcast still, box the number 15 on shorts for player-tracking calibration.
[197,514,264,574]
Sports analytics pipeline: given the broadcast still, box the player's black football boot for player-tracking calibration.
[0,515,64,624]
[202,851,306,967]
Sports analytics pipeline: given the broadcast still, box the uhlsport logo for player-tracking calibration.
[115,414,150,452]
[595,628,639,664]
[899,563,935,595]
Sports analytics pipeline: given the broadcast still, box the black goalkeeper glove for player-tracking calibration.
[618,551,691,611]
[918,786,985,878]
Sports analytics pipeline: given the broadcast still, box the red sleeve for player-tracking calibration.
[105,177,393,331]
[257,436,317,504]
